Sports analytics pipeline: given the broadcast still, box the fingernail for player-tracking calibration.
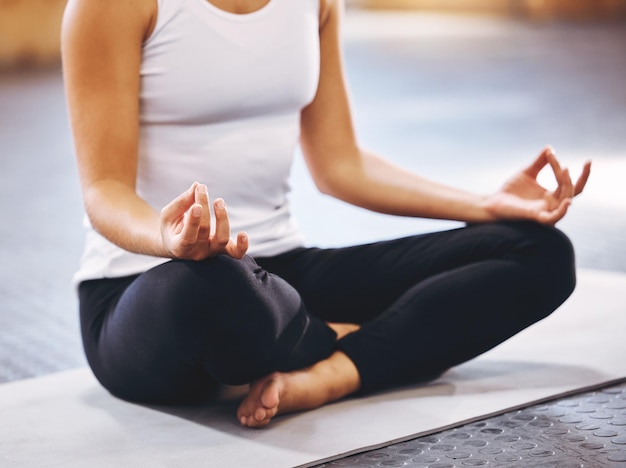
[197,184,207,194]
[215,199,225,209]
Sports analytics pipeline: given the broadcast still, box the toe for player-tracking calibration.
[265,406,278,419]
[260,377,281,409]
[255,407,267,421]
[247,417,262,428]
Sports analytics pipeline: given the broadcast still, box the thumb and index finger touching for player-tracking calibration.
[161,181,201,222]
[524,146,592,199]
[161,182,249,259]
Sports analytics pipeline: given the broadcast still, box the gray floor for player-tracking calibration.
[1,10,625,467]
[0,67,86,380]
[315,380,626,467]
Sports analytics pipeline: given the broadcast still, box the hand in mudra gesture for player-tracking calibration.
[485,147,591,225]
[160,182,249,261]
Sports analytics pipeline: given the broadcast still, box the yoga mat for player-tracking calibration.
[1,269,624,468]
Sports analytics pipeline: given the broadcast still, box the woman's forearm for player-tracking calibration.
[320,149,496,223]
[83,179,168,257]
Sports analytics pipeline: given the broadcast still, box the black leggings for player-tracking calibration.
[79,221,576,404]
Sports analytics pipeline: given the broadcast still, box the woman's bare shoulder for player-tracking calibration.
[62,0,157,44]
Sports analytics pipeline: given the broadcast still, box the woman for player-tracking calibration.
[61,0,590,428]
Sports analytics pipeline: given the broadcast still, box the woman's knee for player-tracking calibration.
[523,222,575,269]
[514,221,577,303]
[118,256,274,376]
[144,255,335,385]
[138,255,260,319]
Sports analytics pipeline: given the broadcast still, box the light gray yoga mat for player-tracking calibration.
[1,269,625,468]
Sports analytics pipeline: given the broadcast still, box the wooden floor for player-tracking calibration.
[354,0,626,21]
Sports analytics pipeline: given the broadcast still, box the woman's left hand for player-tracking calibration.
[484,146,591,225]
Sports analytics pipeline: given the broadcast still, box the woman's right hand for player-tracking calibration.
[160,182,248,261]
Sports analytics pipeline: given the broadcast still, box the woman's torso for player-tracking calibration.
[75,0,321,284]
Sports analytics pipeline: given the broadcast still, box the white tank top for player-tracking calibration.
[74,0,320,284]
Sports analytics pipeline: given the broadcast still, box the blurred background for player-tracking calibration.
[1,1,625,382]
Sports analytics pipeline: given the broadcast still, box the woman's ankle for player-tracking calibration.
[326,322,360,340]
[310,351,361,402]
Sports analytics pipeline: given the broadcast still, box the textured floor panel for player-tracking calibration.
[0,300,85,383]
[316,381,626,468]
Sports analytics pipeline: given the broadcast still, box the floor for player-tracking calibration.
[316,380,626,467]
[1,8,625,467]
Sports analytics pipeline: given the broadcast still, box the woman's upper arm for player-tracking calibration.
[61,0,156,193]
[300,0,360,193]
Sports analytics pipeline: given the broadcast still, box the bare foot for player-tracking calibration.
[327,322,360,340]
[237,373,282,428]
[236,351,360,428]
